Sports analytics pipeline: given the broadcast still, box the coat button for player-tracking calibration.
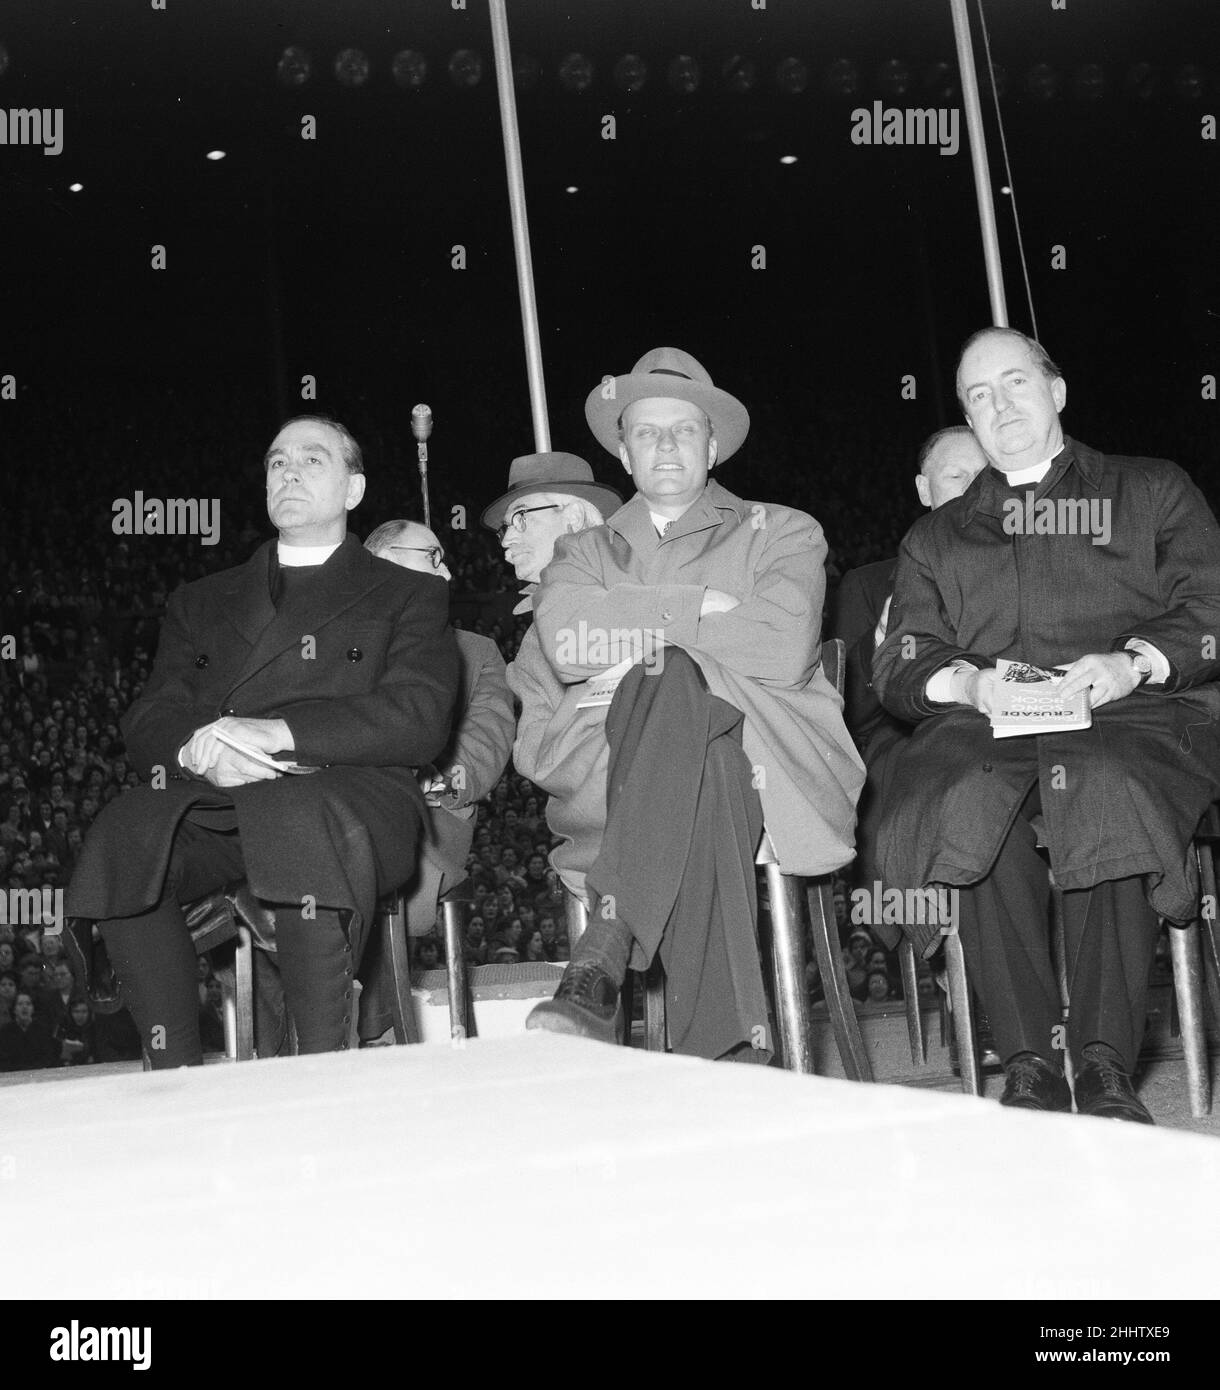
[195,655,209,669]
[660,610,673,623]
[221,707,236,717]
[347,647,363,662]
[982,762,993,773]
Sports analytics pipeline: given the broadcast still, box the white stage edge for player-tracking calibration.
[2,1033,1215,1301]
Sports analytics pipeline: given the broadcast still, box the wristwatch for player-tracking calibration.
[1128,650,1153,686]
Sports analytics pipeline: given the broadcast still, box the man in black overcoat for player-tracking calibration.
[873,329,1220,1122]
[66,416,458,1067]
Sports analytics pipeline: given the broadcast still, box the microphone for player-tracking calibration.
[411,404,433,528]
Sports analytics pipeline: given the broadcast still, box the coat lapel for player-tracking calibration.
[218,542,277,648]
[223,535,376,695]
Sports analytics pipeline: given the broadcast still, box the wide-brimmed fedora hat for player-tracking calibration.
[584,347,750,462]
[480,451,624,531]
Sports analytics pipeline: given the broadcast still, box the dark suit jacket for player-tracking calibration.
[407,629,514,928]
[67,535,459,947]
[358,629,514,1040]
[828,559,911,948]
[829,558,899,754]
[874,439,1220,952]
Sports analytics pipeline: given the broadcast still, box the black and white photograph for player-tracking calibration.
[1,0,1218,1343]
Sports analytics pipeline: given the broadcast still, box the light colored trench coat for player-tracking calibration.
[509,481,865,900]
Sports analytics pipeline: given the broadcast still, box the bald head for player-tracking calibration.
[915,427,988,509]
[365,520,451,582]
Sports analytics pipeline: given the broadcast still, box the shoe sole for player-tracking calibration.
[1075,1104,1156,1125]
[526,1000,623,1046]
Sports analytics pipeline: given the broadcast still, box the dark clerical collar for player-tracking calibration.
[268,546,331,609]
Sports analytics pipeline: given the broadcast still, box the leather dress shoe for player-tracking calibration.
[526,961,623,1044]
[999,1052,1072,1112]
[1073,1045,1155,1124]
[63,917,124,1014]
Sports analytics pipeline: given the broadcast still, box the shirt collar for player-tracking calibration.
[277,540,342,567]
[608,479,748,547]
[960,437,1103,524]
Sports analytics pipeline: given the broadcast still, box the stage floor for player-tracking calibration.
[4,1034,1217,1301]
[3,1033,1216,1300]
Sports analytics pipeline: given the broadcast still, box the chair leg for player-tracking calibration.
[441,897,471,1041]
[643,957,667,1052]
[1196,841,1220,1034]
[764,865,814,1073]
[1048,885,1075,1086]
[943,930,981,1096]
[806,877,873,1082]
[620,970,636,1047]
[233,924,255,1062]
[220,972,237,1061]
[385,897,422,1045]
[1168,920,1210,1117]
[564,889,589,952]
[898,939,925,1064]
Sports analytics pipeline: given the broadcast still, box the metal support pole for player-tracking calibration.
[766,864,814,1074]
[489,0,551,451]
[949,0,1008,326]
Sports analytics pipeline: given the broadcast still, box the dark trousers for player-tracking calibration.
[99,817,356,1068]
[956,784,1159,1072]
[586,648,769,1061]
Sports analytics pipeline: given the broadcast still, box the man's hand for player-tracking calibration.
[200,744,282,788]
[180,720,287,787]
[701,588,740,616]
[957,667,1002,715]
[417,763,447,806]
[1057,652,1141,710]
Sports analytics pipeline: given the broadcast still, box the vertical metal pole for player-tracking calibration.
[949,0,1008,326]
[488,0,551,452]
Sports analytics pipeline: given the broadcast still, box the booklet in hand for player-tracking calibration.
[989,658,1092,739]
[212,725,320,774]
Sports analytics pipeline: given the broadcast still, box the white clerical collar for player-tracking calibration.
[1003,457,1056,486]
[277,540,342,567]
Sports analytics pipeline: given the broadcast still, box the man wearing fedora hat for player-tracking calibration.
[513,348,864,1057]
[481,452,624,603]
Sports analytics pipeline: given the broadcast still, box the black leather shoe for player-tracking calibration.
[999,1052,1072,1112]
[526,961,623,1044]
[1073,1045,1155,1124]
[63,917,125,1015]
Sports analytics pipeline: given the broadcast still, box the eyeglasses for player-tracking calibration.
[496,504,562,542]
[388,545,445,569]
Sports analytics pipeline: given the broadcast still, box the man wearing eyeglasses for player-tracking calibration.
[357,520,514,1042]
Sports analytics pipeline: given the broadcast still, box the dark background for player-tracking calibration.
[2,0,1218,563]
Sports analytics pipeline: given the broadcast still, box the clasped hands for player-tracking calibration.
[180,716,295,788]
[955,651,1141,715]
